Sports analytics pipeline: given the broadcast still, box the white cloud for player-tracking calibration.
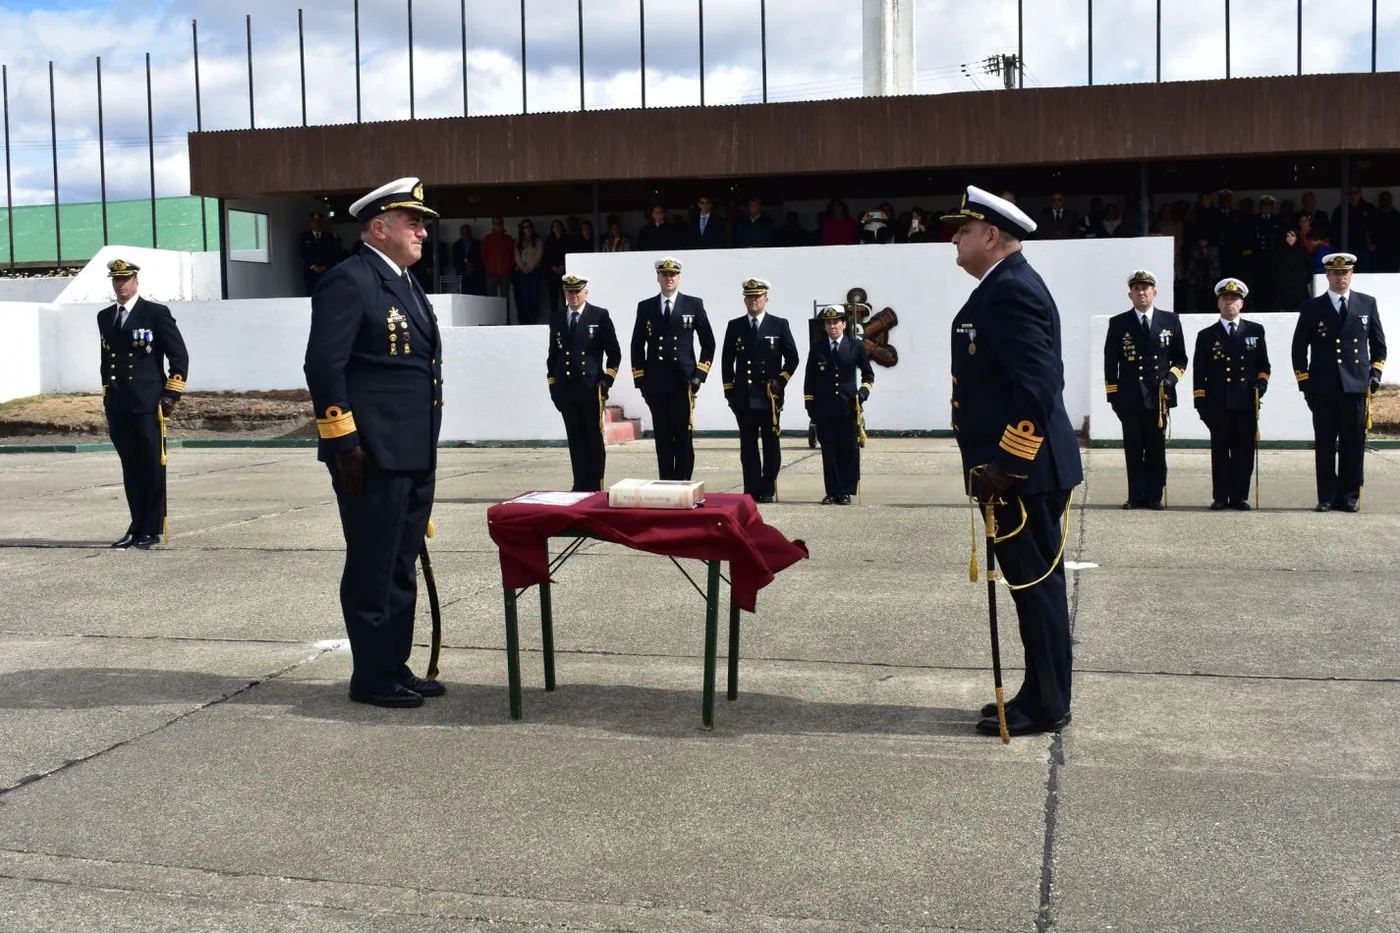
[0,0,1394,205]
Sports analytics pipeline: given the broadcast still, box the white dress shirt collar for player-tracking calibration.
[659,292,680,310]
[980,257,1007,281]
[747,311,765,329]
[1329,289,1350,310]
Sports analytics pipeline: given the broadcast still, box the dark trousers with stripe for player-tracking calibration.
[1310,392,1367,507]
[106,407,163,537]
[992,490,1073,724]
[1115,403,1167,505]
[1203,409,1256,504]
[328,463,435,696]
[815,414,860,497]
[648,391,694,480]
[559,394,606,492]
[735,407,781,497]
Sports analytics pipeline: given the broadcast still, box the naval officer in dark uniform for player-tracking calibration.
[1192,278,1271,510]
[1103,269,1187,509]
[547,274,621,491]
[301,212,340,296]
[1291,252,1387,512]
[944,185,1083,738]
[803,305,873,505]
[304,177,445,709]
[722,278,800,502]
[630,257,716,480]
[98,258,189,550]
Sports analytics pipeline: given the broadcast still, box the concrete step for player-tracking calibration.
[604,404,642,445]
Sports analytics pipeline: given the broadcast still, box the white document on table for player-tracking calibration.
[507,491,595,506]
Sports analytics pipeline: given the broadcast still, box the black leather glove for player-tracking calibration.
[1302,385,1315,412]
[159,396,177,419]
[805,403,816,420]
[689,375,703,391]
[1371,372,1383,392]
[599,382,610,402]
[857,386,870,403]
[973,461,1026,503]
[334,446,368,500]
[766,378,784,397]
[1255,379,1268,398]
[1159,371,1178,389]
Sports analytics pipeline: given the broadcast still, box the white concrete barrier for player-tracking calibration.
[53,246,221,305]
[0,302,42,403]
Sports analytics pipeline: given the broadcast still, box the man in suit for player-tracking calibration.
[1103,269,1187,510]
[1192,278,1271,511]
[304,177,445,709]
[944,185,1083,738]
[1035,192,1077,239]
[636,204,681,252]
[301,212,340,296]
[630,257,716,480]
[685,195,727,249]
[547,274,622,492]
[722,278,800,502]
[1292,252,1387,512]
[734,197,776,249]
[803,306,873,504]
[452,223,484,294]
[1294,191,1330,233]
[97,258,189,550]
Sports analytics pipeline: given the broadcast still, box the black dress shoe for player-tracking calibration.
[981,700,1072,724]
[1334,500,1359,513]
[820,495,835,505]
[349,684,424,708]
[976,707,1069,737]
[1314,502,1331,512]
[835,494,852,505]
[131,534,160,549]
[110,533,135,549]
[1120,500,1137,510]
[755,495,775,504]
[1144,501,1165,511]
[1210,501,1227,511]
[400,675,446,698]
[1228,500,1251,511]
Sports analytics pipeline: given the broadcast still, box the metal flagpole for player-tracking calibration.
[1087,0,1093,86]
[408,0,416,120]
[246,14,255,128]
[1017,0,1024,88]
[354,0,362,122]
[49,62,61,266]
[1156,0,1162,82]
[1371,0,1378,72]
[698,0,705,105]
[639,0,646,107]
[1225,0,1231,79]
[97,57,109,247]
[461,0,469,115]
[759,0,767,102]
[299,8,307,126]
[193,20,207,251]
[1296,0,1302,75]
[146,53,158,248]
[2,65,12,269]
[520,0,528,113]
[578,0,585,110]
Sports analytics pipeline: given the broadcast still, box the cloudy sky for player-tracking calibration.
[0,0,1396,204]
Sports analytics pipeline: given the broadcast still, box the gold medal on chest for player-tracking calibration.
[968,342,977,355]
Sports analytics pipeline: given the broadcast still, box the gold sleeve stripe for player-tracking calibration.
[951,376,958,385]
[1257,372,1270,381]
[1170,366,1185,379]
[316,406,357,440]
[1105,383,1118,392]
[1193,389,1206,398]
[1295,371,1310,382]
[860,381,873,390]
[1373,360,1386,372]
[604,367,618,378]
[696,361,712,373]
[547,377,557,385]
[723,382,734,390]
[779,371,791,382]
[164,374,186,393]
[998,420,1044,461]
[803,394,815,401]
[632,368,645,377]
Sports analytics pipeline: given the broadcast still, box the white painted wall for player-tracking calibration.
[0,302,42,402]
[52,246,220,304]
[225,197,331,300]
[0,276,73,303]
[568,238,1175,437]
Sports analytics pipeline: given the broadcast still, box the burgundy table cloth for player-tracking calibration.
[486,492,808,611]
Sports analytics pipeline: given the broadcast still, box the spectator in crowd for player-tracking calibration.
[1374,190,1400,272]
[685,195,727,249]
[821,199,859,245]
[1347,185,1378,270]
[452,223,484,295]
[1037,192,1078,239]
[1189,190,1222,249]
[514,219,544,325]
[1294,191,1329,232]
[1076,198,1108,238]
[858,203,894,244]
[1216,189,1247,278]
[1186,237,1221,312]
[577,219,597,252]
[1274,228,1313,309]
[602,220,631,252]
[637,204,680,251]
[1307,224,1334,274]
[1250,196,1285,309]
[1101,202,1125,237]
[1278,198,1297,223]
[542,219,570,315]
[300,212,339,296]
[903,207,936,243]
[1000,190,1017,204]
[482,216,516,316]
[564,215,585,253]
[773,211,809,248]
[409,229,443,292]
[1153,204,1188,312]
[735,197,777,248]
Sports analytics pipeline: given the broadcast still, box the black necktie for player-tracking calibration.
[569,311,579,335]
[664,299,672,320]
[830,339,839,357]
[1228,321,1236,337]
[403,273,429,329]
[116,305,128,329]
[751,317,758,335]
[1338,296,1347,322]
[1140,314,1151,340]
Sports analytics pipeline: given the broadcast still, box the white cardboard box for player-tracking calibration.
[607,478,706,509]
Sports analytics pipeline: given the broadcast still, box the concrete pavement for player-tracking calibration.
[1,438,1397,932]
